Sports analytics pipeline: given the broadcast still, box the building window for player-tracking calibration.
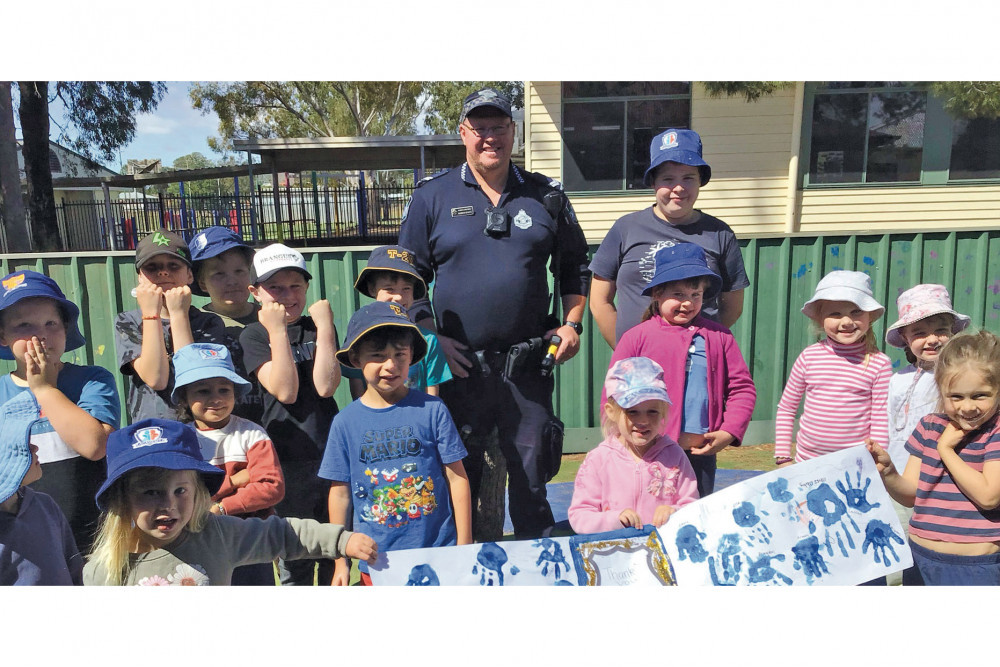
[562,82,691,192]
[805,82,1000,186]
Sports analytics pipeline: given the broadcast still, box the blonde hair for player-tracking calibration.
[601,397,669,439]
[934,330,1000,399]
[88,468,213,586]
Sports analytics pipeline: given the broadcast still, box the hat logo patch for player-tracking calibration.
[133,427,167,449]
[661,131,679,150]
[513,209,532,230]
[198,348,222,359]
[386,248,415,266]
[192,235,207,251]
[389,303,405,317]
[151,231,172,247]
[2,273,26,294]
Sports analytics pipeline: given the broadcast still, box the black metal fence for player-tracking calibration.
[55,182,416,251]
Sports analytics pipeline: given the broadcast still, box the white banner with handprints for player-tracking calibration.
[658,445,912,586]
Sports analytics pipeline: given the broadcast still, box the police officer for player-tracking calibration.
[399,87,590,541]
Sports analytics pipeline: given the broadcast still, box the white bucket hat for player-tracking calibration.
[885,284,971,348]
[801,270,884,321]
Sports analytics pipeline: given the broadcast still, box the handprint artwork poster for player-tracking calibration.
[659,446,913,586]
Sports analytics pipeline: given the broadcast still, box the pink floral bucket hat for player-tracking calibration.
[885,284,971,349]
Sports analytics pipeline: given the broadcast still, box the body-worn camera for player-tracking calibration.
[484,206,509,236]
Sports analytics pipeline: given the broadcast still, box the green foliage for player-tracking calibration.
[930,82,1000,119]
[52,82,166,161]
[701,82,794,102]
[421,81,524,134]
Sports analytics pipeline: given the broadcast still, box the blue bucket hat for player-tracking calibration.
[188,226,254,297]
[337,301,427,368]
[95,418,225,510]
[643,128,712,187]
[0,392,42,505]
[170,343,251,405]
[0,270,86,361]
[354,245,428,301]
[641,243,722,301]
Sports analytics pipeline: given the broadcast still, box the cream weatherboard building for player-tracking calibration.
[523,81,1000,242]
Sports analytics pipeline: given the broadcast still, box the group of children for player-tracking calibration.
[1,222,998,586]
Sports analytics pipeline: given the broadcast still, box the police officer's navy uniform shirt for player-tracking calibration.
[399,162,590,352]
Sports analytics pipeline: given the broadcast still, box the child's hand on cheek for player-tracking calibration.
[308,300,334,328]
[25,337,59,391]
[258,302,287,333]
[618,508,643,528]
[345,532,378,564]
[163,285,192,315]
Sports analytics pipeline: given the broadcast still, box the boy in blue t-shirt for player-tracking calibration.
[0,270,120,554]
[320,301,471,585]
[345,245,453,398]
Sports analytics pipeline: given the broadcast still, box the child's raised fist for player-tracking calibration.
[258,302,287,332]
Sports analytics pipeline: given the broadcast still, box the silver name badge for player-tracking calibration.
[451,206,474,217]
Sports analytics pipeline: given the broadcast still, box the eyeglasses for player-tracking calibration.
[462,122,512,138]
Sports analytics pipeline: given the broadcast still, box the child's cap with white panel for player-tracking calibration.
[170,342,251,405]
[604,356,672,408]
[885,284,971,349]
[251,243,312,284]
[801,270,884,321]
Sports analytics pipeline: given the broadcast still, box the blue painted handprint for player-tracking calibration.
[533,538,570,581]
[792,535,829,584]
[767,478,803,522]
[675,524,709,563]
[708,533,743,586]
[732,501,773,545]
[746,553,793,586]
[836,469,881,513]
[806,482,860,557]
[861,519,904,565]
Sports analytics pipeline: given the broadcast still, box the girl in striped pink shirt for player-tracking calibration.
[868,330,1000,585]
[774,271,891,466]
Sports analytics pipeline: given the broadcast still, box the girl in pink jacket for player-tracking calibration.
[569,357,699,534]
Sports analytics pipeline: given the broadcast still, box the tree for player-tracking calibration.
[0,82,30,252]
[421,81,524,134]
[11,81,165,250]
[702,82,795,102]
[929,82,1000,119]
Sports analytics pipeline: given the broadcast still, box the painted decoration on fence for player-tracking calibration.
[368,537,579,586]
[658,445,912,586]
[570,527,676,586]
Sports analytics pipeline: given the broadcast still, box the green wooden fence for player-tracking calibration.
[4,229,999,449]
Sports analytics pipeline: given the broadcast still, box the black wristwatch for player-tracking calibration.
[563,320,583,335]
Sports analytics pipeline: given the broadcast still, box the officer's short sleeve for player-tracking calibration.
[398,187,435,286]
[555,195,591,297]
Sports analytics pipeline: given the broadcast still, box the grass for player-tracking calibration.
[552,442,776,485]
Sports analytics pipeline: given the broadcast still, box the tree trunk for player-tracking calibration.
[17,81,62,251]
[0,82,30,252]
[472,431,508,544]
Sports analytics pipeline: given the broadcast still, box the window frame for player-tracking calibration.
[800,82,1000,189]
[560,83,692,195]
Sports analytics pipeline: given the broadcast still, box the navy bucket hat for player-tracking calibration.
[188,226,254,297]
[354,245,428,301]
[337,301,427,368]
[643,128,712,187]
[0,270,86,361]
[170,343,251,405]
[641,243,722,301]
[95,418,225,510]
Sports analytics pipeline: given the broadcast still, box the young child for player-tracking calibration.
[0,391,83,585]
[569,357,699,534]
[319,301,471,586]
[189,225,264,424]
[172,342,285,586]
[83,418,377,586]
[608,243,756,497]
[115,228,227,422]
[885,284,971,473]
[345,245,452,398]
[238,243,341,585]
[0,270,120,553]
[869,330,1000,585]
[775,270,891,467]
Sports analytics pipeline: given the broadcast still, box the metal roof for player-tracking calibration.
[234,134,466,173]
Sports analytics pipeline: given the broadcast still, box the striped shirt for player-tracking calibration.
[906,413,1000,543]
[775,339,891,460]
